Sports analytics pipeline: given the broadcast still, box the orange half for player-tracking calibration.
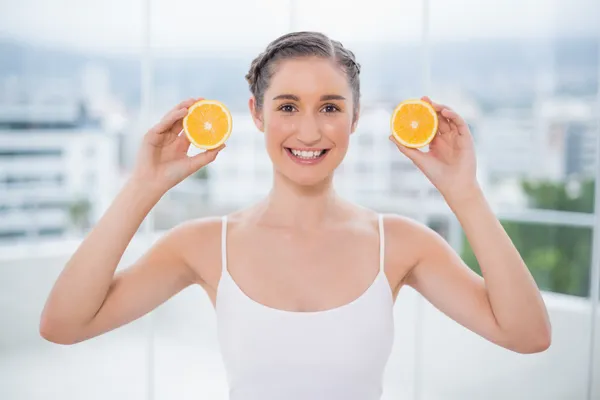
[391,99,438,149]
[183,100,232,149]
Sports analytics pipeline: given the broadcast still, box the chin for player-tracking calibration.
[284,171,332,188]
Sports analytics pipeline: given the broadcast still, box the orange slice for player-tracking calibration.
[183,99,232,149]
[391,99,438,149]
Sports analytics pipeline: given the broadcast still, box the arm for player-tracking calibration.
[390,96,551,354]
[40,181,192,344]
[39,98,224,345]
[397,191,551,353]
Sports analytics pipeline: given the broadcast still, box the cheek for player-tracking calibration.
[266,116,297,144]
[321,118,351,146]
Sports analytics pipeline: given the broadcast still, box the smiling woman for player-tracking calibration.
[39,30,551,400]
[3,0,600,399]
[245,32,361,186]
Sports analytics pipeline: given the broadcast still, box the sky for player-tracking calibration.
[0,0,597,55]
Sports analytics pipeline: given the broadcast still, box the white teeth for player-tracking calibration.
[290,149,324,159]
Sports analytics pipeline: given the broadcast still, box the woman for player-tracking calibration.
[40,31,551,399]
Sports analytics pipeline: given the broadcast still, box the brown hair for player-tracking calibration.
[245,31,361,118]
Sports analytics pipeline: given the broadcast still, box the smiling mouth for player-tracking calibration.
[284,147,329,161]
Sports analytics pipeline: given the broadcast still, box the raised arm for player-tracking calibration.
[390,96,551,353]
[39,98,224,344]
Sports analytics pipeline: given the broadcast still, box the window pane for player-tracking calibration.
[293,0,425,209]
[463,222,592,297]
[421,2,599,399]
[148,1,290,398]
[411,221,593,400]
[147,0,291,231]
[0,0,140,243]
[429,0,599,213]
[0,0,146,398]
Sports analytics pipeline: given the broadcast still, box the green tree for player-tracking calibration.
[68,197,92,235]
[461,179,594,297]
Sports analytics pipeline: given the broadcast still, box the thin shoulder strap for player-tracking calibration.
[221,215,228,274]
[378,214,385,273]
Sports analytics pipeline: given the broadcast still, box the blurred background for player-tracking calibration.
[0,0,599,398]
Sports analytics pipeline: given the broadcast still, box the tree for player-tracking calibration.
[461,179,595,297]
[68,197,92,236]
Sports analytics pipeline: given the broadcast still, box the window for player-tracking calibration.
[1,1,599,399]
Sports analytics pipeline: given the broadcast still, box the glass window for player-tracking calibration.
[0,1,146,398]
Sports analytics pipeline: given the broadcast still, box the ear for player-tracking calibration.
[249,97,265,132]
[350,106,360,134]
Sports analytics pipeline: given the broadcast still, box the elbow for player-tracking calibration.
[534,327,552,352]
[511,326,552,354]
[516,335,551,354]
[39,314,80,345]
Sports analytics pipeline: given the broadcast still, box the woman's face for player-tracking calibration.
[250,56,358,187]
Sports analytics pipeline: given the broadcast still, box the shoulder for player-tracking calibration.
[381,212,447,253]
[380,213,446,279]
[381,213,433,239]
[158,216,224,257]
[160,216,225,287]
[166,215,224,243]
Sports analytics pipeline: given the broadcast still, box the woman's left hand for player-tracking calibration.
[390,96,480,205]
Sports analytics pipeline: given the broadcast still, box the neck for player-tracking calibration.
[258,170,340,229]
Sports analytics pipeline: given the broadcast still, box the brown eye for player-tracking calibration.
[321,104,340,113]
[278,104,297,113]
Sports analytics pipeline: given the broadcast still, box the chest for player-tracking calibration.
[224,224,383,313]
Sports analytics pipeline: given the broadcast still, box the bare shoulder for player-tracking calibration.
[166,216,224,291]
[381,213,440,286]
[382,213,432,239]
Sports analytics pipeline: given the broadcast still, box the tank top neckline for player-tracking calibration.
[216,214,393,316]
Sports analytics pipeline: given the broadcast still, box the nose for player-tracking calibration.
[296,114,321,146]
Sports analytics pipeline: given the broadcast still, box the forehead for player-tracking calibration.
[266,57,351,98]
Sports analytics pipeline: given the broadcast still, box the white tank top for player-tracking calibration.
[215,214,395,400]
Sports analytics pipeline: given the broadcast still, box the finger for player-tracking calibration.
[429,130,452,150]
[165,97,205,134]
[166,98,199,116]
[422,96,443,111]
[421,96,451,134]
[437,114,452,135]
[422,96,453,114]
[150,108,189,135]
[175,129,191,153]
[441,108,468,132]
[170,116,186,136]
[389,136,427,167]
[422,96,450,112]
[188,144,226,172]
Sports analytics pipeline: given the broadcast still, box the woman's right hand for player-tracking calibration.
[130,98,225,194]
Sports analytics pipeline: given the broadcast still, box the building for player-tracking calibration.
[539,96,598,180]
[477,94,597,183]
[0,101,120,241]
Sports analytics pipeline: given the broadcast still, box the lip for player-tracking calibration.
[284,147,330,165]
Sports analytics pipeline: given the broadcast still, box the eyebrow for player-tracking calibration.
[272,94,347,101]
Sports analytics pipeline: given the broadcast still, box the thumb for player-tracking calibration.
[188,144,225,173]
[389,136,427,167]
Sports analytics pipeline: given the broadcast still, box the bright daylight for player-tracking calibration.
[0,0,599,399]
